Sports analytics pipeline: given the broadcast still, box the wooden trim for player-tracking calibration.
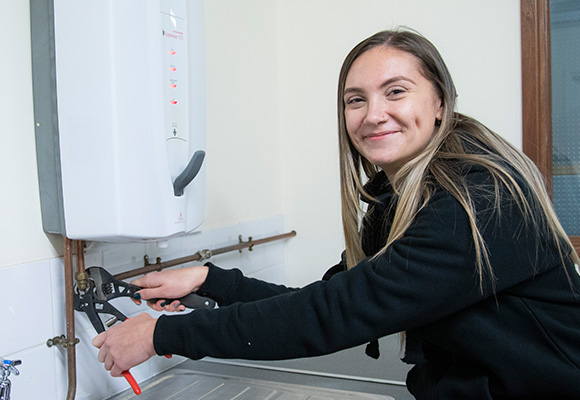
[521,1,580,256]
[571,237,580,253]
[520,0,553,193]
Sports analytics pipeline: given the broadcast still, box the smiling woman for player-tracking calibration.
[93,28,580,400]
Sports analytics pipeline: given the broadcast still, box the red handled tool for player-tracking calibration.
[121,371,141,396]
[73,266,216,395]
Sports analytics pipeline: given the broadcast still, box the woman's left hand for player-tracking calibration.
[130,266,209,312]
[92,312,158,377]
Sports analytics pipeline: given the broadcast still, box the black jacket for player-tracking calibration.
[154,166,580,399]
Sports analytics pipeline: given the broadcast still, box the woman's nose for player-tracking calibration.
[363,99,388,125]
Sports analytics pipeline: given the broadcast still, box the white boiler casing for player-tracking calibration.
[31,0,206,242]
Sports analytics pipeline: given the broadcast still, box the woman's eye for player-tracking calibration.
[346,97,364,105]
[388,88,405,96]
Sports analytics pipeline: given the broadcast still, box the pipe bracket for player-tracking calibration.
[238,235,254,252]
[46,335,80,349]
[198,249,213,261]
[143,255,164,269]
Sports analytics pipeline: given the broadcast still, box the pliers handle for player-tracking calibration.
[73,266,216,395]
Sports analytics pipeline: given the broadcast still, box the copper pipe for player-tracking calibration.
[75,240,85,275]
[74,240,90,292]
[64,237,77,400]
[115,230,297,281]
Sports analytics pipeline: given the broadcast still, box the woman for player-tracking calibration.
[93,29,580,399]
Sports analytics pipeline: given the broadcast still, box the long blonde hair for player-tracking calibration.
[337,29,580,289]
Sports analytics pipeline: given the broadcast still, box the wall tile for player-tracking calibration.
[181,229,215,258]
[52,343,68,400]
[71,328,112,400]
[143,239,183,268]
[250,264,286,285]
[82,241,105,269]
[2,345,58,400]
[240,216,287,275]
[50,257,96,335]
[50,258,66,335]
[100,242,147,276]
[0,260,53,356]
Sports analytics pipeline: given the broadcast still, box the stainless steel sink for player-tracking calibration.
[106,360,405,400]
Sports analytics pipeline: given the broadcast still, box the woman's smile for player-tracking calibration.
[365,130,398,140]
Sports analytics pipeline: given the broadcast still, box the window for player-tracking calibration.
[521,0,580,254]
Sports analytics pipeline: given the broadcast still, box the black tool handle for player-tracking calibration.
[148,292,216,310]
[177,292,216,309]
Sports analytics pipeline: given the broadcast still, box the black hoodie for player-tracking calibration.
[154,166,580,399]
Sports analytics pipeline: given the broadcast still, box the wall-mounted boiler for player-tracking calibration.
[30,0,206,242]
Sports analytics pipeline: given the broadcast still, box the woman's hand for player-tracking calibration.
[92,312,157,377]
[131,266,209,312]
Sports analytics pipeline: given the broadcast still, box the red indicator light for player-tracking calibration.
[170,100,178,105]
[169,50,176,55]
[169,66,177,72]
[170,84,177,88]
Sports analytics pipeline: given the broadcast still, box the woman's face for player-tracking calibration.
[343,46,443,179]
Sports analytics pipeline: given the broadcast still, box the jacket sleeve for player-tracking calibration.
[153,173,556,361]
[196,262,300,306]
[198,251,348,306]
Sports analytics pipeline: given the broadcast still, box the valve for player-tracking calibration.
[0,359,21,400]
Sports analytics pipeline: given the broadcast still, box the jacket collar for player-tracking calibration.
[361,171,394,205]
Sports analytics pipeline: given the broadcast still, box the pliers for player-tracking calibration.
[73,266,216,395]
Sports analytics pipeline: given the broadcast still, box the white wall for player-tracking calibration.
[0,1,62,267]
[203,0,282,228]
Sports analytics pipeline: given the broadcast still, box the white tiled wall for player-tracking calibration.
[0,215,288,400]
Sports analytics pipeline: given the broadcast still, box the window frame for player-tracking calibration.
[520,0,580,253]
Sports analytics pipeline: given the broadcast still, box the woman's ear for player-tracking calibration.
[436,100,443,120]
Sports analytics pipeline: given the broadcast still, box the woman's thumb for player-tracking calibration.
[92,331,106,348]
[135,287,164,302]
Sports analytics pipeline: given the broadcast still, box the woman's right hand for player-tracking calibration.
[131,266,209,312]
